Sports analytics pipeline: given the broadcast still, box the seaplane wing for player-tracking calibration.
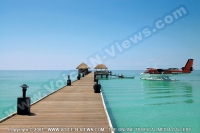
[140,59,193,79]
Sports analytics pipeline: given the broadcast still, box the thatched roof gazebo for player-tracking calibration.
[94,64,108,69]
[94,64,109,78]
[76,62,90,74]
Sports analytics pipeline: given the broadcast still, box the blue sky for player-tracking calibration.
[0,0,199,70]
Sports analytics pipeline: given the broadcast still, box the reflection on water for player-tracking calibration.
[100,71,200,133]
[141,80,193,105]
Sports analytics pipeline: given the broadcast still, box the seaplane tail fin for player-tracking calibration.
[182,59,193,73]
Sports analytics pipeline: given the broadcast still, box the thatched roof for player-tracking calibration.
[94,64,108,69]
[76,63,90,69]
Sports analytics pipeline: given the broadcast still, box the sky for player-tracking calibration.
[0,0,200,70]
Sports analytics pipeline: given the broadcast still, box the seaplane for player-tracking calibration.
[140,59,193,81]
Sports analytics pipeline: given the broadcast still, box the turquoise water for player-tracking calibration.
[0,70,200,133]
[100,70,200,133]
[0,70,78,120]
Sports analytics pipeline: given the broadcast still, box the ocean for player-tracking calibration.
[0,70,200,133]
[99,70,200,133]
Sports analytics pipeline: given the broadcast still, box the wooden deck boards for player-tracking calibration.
[0,73,111,133]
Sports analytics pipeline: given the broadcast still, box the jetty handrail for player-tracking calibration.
[95,71,109,75]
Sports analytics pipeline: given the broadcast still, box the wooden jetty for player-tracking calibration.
[110,74,135,79]
[0,73,112,133]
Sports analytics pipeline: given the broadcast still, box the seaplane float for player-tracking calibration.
[140,59,193,81]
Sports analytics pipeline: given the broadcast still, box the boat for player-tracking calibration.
[118,74,135,79]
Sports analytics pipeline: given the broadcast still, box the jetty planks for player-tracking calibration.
[0,73,111,133]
